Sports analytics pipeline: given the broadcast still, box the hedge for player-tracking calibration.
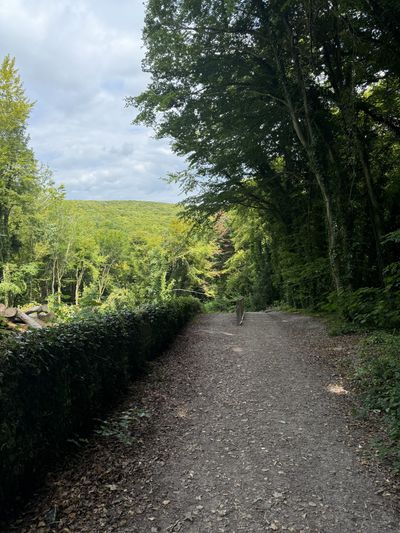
[0,296,200,514]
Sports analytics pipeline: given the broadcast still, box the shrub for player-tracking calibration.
[324,285,400,331]
[0,296,200,513]
[203,296,235,313]
[354,333,400,467]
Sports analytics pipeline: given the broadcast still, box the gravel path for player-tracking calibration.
[5,312,400,532]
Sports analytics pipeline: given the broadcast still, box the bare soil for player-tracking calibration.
[3,312,400,532]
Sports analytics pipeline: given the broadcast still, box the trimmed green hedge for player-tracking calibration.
[0,297,200,513]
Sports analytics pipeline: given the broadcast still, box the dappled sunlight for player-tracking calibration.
[232,346,243,353]
[175,405,189,419]
[196,329,235,337]
[327,383,349,396]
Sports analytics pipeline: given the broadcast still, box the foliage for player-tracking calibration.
[0,262,39,306]
[213,210,274,310]
[324,288,400,331]
[95,407,150,446]
[69,200,179,245]
[0,55,42,281]
[0,317,12,339]
[323,254,400,331]
[131,0,400,315]
[1,179,218,311]
[0,296,201,514]
[354,333,400,468]
[0,59,219,312]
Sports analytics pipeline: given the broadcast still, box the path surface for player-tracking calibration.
[6,312,400,532]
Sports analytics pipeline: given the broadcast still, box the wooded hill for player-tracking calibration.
[0,192,217,316]
[68,200,179,245]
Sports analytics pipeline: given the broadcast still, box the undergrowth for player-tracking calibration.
[354,333,400,470]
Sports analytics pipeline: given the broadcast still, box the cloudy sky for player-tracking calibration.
[0,0,185,202]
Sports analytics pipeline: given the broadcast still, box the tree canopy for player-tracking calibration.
[131,0,400,317]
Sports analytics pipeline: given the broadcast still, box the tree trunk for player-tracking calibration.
[51,258,57,296]
[0,306,17,318]
[354,136,384,284]
[0,208,10,267]
[272,47,343,291]
[25,304,49,315]
[75,267,85,305]
[16,309,42,329]
[56,261,63,304]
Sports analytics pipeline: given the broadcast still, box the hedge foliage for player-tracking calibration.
[0,296,200,513]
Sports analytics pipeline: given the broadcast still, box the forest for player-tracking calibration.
[131,0,400,330]
[2,0,400,523]
[3,0,400,331]
[0,54,292,330]
[0,52,220,327]
[0,54,261,327]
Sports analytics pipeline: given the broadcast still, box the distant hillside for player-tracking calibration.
[67,200,180,244]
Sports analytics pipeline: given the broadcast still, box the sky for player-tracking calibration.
[0,0,185,202]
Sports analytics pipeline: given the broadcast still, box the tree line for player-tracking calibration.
[131,0,400,323]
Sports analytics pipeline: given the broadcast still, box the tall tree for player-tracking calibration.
[0,56,38,274]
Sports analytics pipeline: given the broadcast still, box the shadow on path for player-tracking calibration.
[5,312,400,532]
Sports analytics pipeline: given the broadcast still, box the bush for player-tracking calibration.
[203,296,235,313]
[0,297,200,513]
[324,285,400,331]
[0,317,12,340]
[354,333,400,467]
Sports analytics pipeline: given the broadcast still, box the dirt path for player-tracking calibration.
[5,312,400,532]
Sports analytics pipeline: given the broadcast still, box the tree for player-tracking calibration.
[160,219,218,298]
[0,56,38,274]
[131,0,400,309]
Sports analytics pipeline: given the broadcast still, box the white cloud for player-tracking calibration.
[0,0,185,202]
